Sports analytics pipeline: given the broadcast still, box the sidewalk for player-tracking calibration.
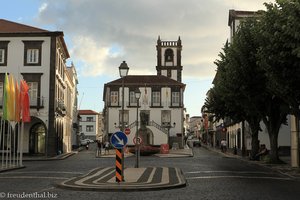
[96,147,194,158]
[202,144,300,178]
[155,147,194,157]
[0,151,77,172]
[22,151,77,161]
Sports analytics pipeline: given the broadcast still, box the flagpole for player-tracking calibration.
[16,122,20,166]
[6,124,9,168]
[1,121,5,168]
[12,122,16,167]
[0,119,3,168]
[20,122,24,166]
[7,125,13,167]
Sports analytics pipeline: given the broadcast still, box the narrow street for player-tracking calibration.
[1,145,300,200]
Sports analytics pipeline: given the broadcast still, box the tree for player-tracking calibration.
[206,14,290,163]
[205,35,263,158]
[258,0,300,115]
[257,0,299,162]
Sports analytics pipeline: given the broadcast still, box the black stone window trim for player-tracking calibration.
[23,40,43,66]
[0,41,9,66]
[21,73,43,110]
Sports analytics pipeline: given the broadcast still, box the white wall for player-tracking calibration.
[107,86,183,145]
[0,36,51,126]
[80,114,98,138]
[258,115,291,149]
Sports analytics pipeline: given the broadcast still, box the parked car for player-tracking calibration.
[187,135,201,147]
[80,139,95,146]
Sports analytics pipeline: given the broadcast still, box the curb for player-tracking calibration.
[0,165,26,173]
[57,167,186,191]
[203,145,300,178]
[23,151,77,161]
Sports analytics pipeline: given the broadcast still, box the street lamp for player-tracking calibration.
[165,122,176,146]
[118,61,129,132]
[118,61,129,181]
[119,61,129,78]
[135,88,141,168]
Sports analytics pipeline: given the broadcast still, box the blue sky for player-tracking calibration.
[0,0,274,116]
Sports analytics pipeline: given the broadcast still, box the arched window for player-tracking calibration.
[165,48,174,62]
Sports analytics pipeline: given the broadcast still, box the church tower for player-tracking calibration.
[156,36,183,82]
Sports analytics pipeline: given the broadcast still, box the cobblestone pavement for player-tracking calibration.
[58,166,186,191]
[1,145,300,200]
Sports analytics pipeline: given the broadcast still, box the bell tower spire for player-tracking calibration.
[156,36,183,82]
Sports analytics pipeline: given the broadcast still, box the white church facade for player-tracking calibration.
[103,37,186,148]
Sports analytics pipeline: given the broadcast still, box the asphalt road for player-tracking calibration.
[1,144,300,200]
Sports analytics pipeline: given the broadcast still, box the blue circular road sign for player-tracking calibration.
[111,131,128,149]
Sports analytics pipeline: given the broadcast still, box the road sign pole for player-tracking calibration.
[115,148,122,182]
[111,131,128,182]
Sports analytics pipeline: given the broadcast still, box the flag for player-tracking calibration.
[8,74,16,121]
[15,80,21,122]
[20,80,30,122]
[2,73,9,120]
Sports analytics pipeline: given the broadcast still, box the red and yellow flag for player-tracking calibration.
[8,74,16,121]
[20,80,30,122]
[2,73,30,123]
[15,80,21,122]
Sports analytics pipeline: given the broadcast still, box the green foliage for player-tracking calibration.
[205,0,299,163]
[259,0,300,116]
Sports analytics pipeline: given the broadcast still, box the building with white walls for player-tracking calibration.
[0,19,78,156]
[103,37,186,148]
[78,110,100,141]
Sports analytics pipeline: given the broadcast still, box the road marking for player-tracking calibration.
[186,176,292,181]
[185,170,277,175]
[3,171,84,175]
[0,176,68,180]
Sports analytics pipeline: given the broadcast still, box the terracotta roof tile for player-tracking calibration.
[0,19,49,33]
[79,110,99,115]
[105,75,185,87]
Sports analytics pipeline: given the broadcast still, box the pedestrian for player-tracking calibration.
[97,140,102,156]
[220,139,227,153]
[104,141,110,155]
[253,144,268,161]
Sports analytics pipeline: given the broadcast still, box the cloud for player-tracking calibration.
[34,0,275,116]
[69,36,111,76]
[36,0,273,79]
[38,2,48,14]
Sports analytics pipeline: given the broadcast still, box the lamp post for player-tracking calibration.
[134,88,141,168]
[165,122,176,146]
[119,61,129,133]
[118,61,129,181]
